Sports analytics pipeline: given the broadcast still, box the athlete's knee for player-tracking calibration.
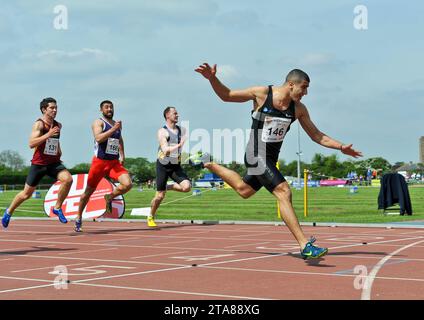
[181,182,191,193]
[20,191,33,201]
[274,183,292,201]
[154,193,165,203]
[239,190,253,199]
[236,183,254,199]
[62,175,73,186]
[123,181,133,192]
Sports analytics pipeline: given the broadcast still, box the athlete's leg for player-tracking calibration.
[272,182,308,250]
[103,173,132,215]
[53,169,73,210]
[150,190,166,217]
[204,162,256,199]
[110,173,133,197]
[167,180,191,192]
[7,184,37,215]
[77,186,96,221]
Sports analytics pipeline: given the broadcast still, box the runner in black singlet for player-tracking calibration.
[194,63,363,259]
[147,106,190,227]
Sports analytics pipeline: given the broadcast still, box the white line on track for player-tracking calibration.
[12,263,86,273]
[1,235,423,297]
[131,251,189,259]
[93,237,144,243]
[224,241,271,249]
[9,253,188,267]
[73,282,272,300]
[361,238,424,300]
[58,247,118,256]
[36,235,87,241]
[153,239,201,246]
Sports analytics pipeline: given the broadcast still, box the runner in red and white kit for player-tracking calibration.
[2,98,73,228]
[75,100,132,232]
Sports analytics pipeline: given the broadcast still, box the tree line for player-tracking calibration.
[0,149,421,185]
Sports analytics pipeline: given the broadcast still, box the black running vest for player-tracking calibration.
[245,85,296,164]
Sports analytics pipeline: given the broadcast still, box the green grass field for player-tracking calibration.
[1,185,423,224]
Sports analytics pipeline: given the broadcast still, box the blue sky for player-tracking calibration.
[1,0,423,167]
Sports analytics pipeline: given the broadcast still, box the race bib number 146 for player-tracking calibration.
[261,117,291,143]
[262,117,291,142]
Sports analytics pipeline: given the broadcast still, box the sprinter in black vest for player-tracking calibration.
[193,63,363,259]
[148,106,190,227]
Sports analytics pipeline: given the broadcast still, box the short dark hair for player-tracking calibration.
[285,69,310,83]
[40,97,57,114]
[100,100,113,108]
[163,106,175,119]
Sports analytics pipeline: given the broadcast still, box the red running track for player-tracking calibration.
[0,220,423,300]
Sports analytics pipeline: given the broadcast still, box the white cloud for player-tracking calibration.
[218,65,240,80]
[35,48,115,61]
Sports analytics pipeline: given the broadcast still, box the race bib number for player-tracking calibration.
[261,117,291,143]
[106,138,120,155]
[44,138,59,156]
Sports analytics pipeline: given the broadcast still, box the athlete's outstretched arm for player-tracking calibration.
[297,103,363,158]
[195,62,266,103]
[119,136,125,164]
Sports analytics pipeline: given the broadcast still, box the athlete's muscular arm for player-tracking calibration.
[297,103,363,158]
[28,120,60,149]
[195,63,267,105]
[92,119,121,144]
[119,136,125,164]
[158,128,183,156]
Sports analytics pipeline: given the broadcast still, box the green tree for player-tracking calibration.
[70,163,91,173]
[125,157,155,183]
[0,150,25,171]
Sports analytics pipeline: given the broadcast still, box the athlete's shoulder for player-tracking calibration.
[93,118,104,126]
[294,101,308,117]
[33,119,45,129]
[252,86,270,95]
[158,127,168,136]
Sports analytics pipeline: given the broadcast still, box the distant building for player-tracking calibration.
[420,136,424,164]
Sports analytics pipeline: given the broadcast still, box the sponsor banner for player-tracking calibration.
[44,174,125,219]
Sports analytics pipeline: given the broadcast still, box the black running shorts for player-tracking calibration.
[242,156,286,193]
[26,162,68,187]
[156,160,190,191]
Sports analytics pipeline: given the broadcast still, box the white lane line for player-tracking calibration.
[201,265,424,283]
[12,263,86,273]
[1,235,423,256]
[361,238,424,300]
[36,235,87,241]
[224,241,271,249]
[229,232,273,238]
[0,245,55,253]
[59,248,118,256]
[168,231,211,236]
[93,237,143,243]
[153,239,201,246]
[131,251,189,260]
[10,223,421,238]
[74,282,271,300]
[13,254,188,267]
